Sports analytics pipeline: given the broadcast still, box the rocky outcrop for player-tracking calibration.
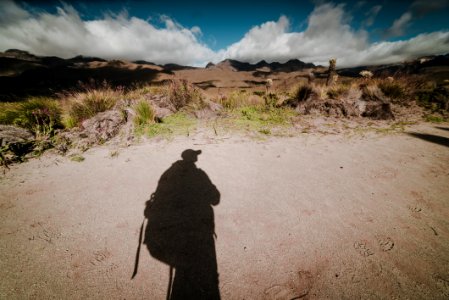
[0,125,35,166]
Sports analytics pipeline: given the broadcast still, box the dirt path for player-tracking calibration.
[1,123,449,299]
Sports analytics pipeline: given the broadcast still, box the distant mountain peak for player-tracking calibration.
[214,58,315,72]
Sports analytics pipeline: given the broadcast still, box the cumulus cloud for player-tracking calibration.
[0,0,448,68]
[0,0,217,65]
[223,4,449,67]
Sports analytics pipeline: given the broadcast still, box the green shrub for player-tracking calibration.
[0,97,62,134]
[264,93,279,107]
[133,100,155,127]
[415,85,449,112]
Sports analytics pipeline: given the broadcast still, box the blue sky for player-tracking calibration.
[1,0,449,66]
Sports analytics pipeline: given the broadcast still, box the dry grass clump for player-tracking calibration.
[167,79,205,110]
[377,79,408,101]
[290,83,314,102]
[219,90,264,109]
[63,84,124,127]
[360,84,388,102]
[326,84,351,99]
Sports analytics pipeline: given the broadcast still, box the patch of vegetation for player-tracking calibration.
[137,112,197,138]
[65,85,123,126]
[378,81,407,101]
[415,84,449,113]
[327,84,350,99]
[253,90,266,97]
[70,154,85,162]
[264,93,279,107]
[290,83,313,102]
[133,100,155,127]
[168,79,205,110]
[0,97,62,135]
[424,114,445,123]
[109,150,119,158]
[259,128,271,135]
[219,90,252,109]
[231,106,296,132]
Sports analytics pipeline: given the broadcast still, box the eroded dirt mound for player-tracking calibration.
[292,84,396,120]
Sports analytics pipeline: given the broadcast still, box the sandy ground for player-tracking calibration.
[1,123,449,299]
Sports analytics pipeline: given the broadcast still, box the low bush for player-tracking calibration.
[168,79,204,110]
[327,84,350,99]
[378,80,407,100]
[415,84,449,112]
[290,83,313,102]
[0,97,62,135]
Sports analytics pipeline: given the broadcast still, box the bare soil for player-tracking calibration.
[1,123,449,299]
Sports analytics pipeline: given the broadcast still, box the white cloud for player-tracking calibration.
[223,4,449,67]
[0,0,448,68]
[0,0,217,65]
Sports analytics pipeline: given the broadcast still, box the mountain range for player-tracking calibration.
[1,49,448,101]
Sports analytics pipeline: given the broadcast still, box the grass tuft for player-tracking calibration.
[133,100,155,127]
[64,85,124,126]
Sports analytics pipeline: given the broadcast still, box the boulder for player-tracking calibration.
[80,110,126,144]
[0,125,35,164]
[144,94,176,121]
[0,125,34,146]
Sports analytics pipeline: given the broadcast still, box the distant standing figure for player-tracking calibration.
[326,58,338,86]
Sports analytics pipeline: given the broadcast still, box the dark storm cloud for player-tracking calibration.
[385,0,449,38]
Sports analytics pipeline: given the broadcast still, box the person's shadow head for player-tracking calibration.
[181,149,202,163]
[140,149,221,299]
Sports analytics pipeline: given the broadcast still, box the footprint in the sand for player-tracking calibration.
[30,221,60,243]
[354,241,374,257]
[408,204,422,213]
[263,270,313,300]
[90,249,111,266]
[376,235,394,252]
[264,284,298,300]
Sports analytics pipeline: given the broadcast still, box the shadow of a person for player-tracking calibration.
[142,149,220,300]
